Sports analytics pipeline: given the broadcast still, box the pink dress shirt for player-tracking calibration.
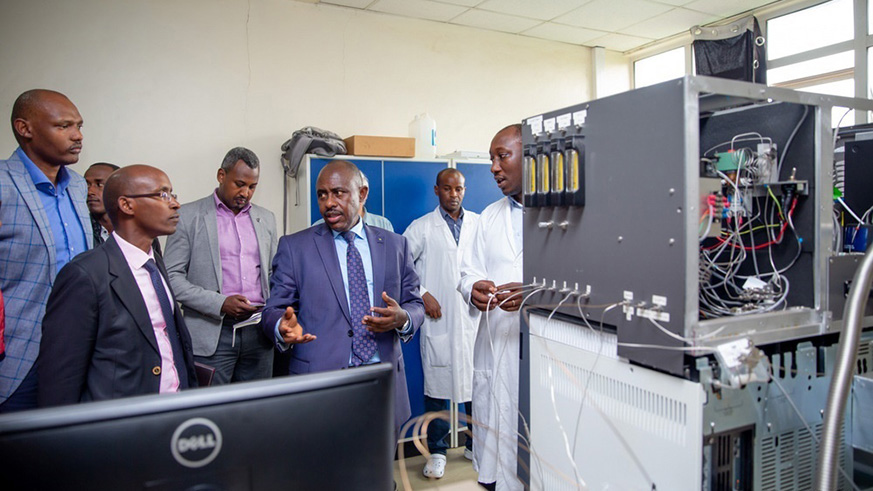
[113,232,180,393]
[214,192,263,304]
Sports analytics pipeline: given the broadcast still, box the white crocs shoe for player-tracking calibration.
[422,453,447,479]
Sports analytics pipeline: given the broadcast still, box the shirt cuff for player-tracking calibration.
[397,310,412,333]
[396,310,413,342]
[273,318,291,352]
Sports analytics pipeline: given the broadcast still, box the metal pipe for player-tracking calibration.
[817,248,873,490]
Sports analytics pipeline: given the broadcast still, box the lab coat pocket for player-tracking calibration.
[424,332,451,367]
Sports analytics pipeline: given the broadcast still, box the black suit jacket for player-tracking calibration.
[38,236,197,407]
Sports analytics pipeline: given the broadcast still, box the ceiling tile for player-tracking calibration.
[477,0,590,21]
[522,22,606,45]
[586,32,653,51]
[620,7,717,39]
[683,0,776,17]
[296,0,778,50]
[450,9,543,33]
[369,0,468,21]
[436,0,484,6]
[652,0,697,5]
[320,0,375,9]
[555,0,673,31]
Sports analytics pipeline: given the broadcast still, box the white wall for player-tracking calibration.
[0,0,615,230]
[600,49,632,97]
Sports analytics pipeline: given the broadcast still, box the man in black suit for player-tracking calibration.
[38,165,198,407]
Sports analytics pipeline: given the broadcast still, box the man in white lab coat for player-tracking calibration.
[404,168,480,479]
[458,124,525,491]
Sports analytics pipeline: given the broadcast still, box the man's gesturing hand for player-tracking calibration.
[278,306,316,344]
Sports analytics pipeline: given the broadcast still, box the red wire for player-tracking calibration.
[702,197,798,251]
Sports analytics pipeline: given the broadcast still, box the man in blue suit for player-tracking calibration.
[263,160,424,434]
[0,89,92,411]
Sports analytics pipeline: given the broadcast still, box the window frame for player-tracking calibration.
[628,0,872,123]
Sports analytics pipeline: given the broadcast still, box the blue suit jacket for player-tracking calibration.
[0,151,92,401]
[263,223,424,432]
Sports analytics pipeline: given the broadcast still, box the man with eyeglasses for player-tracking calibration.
[84,162,164,256]
[38,165,198,406]
[0,89,92,412]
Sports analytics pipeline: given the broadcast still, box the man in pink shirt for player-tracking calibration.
[165,147,277,385]
[37,165,198,406]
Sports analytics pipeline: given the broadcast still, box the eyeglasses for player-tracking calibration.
[124,191,178,203]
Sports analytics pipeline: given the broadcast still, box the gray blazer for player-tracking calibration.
[164,194,278,357]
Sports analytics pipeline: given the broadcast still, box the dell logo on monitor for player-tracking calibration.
[170,417,223,468]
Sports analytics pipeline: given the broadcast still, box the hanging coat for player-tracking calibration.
[457,197,523,491]
[404,207,480,402]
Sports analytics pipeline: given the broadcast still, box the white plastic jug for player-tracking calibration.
[409,113,437,159]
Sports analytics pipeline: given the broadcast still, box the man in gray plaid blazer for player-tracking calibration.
[0,89,92,411]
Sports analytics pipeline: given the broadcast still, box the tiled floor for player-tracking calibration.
[394,446,480,490]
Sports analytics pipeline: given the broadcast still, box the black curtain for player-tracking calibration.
[693,18,766,85]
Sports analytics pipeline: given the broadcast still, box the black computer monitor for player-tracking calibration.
[0,363,394,490]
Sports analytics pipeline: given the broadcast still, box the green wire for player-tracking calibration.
[767,185,784,220]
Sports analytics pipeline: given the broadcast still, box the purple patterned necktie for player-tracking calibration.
[343,231,376,366]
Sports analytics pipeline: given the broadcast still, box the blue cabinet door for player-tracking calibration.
[383,160,448,423]
[456,161,504,213]
[383,160,446,233]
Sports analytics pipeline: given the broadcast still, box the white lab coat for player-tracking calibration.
[457,197,523,491]
[404,207,480,401]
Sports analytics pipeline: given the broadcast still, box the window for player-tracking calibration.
[766,0,858,127]
[868,0,873,34]
[634,47,686,89]
[867,47,873,98]
[767,0,852,59]
[767,51,853,86]
[804,79,857,126]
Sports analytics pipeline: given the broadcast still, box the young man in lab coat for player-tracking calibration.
[404,168,480,479]
[458,124,525,491]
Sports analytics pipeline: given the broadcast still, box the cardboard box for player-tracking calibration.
[343,135,415,158]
